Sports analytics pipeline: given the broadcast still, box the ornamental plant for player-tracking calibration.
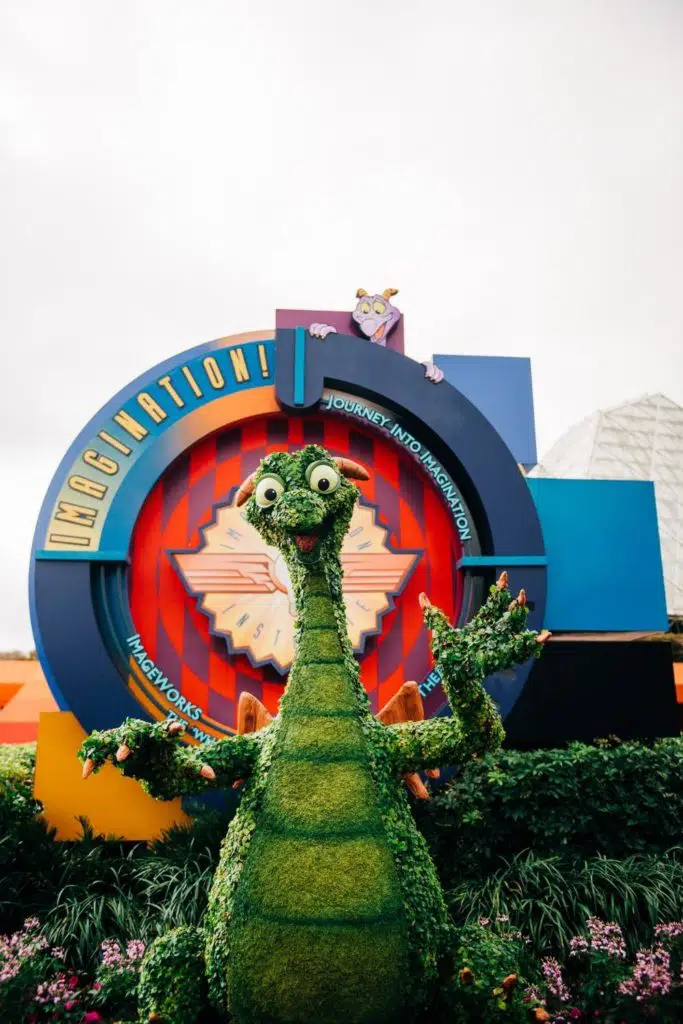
[76,445,549,1024]
[88,938,146,1022]
[538,917,683,1022]
[445,918,539,1023]
[0,917,88,1023]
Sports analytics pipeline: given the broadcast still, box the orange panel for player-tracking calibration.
[0,682,22,709]
[34,711,190,841]
[0,722,38,743]
[674,662,683,704]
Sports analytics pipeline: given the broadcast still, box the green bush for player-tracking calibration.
[3,739,683,989]
[422,738,683,881]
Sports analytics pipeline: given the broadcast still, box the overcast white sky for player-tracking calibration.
[1,0,682,649]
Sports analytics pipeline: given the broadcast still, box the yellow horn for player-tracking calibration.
[234,472,258,507]
[333,457,370,481]
[382,288,399,301]
[356,288,368,298]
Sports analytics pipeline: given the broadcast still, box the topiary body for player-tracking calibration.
[79,445,548,1024]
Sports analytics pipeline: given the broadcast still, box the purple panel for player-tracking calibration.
[276,308,405,355]
[349,429,374,466]
[183,606,209,682]
[241,449,263,477]
[236,671,263,701]
[162,452,189,531]
[156,617,183,686]
[378,606,403,681]
[209,632,232,666]
[267,419,288,444]
[303,420,324,444]
[217,428,241,463]
[207,687,234,725]
[399,461,424,524]
[189,468,215,531]
[374,475,400,541]
[403,630,429,685]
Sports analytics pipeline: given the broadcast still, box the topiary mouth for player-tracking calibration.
[293,530,321,553]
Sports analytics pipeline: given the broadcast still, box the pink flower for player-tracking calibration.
[83,1013,103,1023]
[619,947,672,1001]
[68,974,80,989]
[541,957,570,1002]
[92,981,102,991]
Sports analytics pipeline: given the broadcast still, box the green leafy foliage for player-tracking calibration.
[424,738,683,881]
[447,849,683,958]
[0,449,554,1022]
[138,926,207,1024]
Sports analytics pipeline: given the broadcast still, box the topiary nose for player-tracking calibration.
[271,489,326,532]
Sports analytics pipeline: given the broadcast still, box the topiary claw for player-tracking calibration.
[418,592,431,610]
[537,629,551,645]
[115,743,130,762]
[200,764,216,781]
[496,571,509,590]
[167,721,184,736]
[81,757,95,779]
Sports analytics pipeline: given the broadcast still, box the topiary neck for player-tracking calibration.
[280,550,370,717]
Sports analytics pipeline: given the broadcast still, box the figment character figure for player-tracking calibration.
[79,445,549,1024]
[310,288,444,383]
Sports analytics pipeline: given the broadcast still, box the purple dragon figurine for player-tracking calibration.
[310,288,444,383]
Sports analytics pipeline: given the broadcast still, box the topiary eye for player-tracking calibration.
[306,462,340,495]
[254,475,285,508]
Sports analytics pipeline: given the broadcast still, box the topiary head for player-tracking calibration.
[236,445,369,568]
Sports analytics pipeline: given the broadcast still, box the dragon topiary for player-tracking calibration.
[78,444,549,1024]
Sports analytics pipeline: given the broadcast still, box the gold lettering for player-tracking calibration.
[137,391,168,424]
[257,343,269,378]
[229,347,250,383]
[158,375,185,408]
[98,430,132,456]
[113,410,149,442]
[48,532,91,547]
[203,356,224,390]
[69,476,107,500]
[83,449,118,475]
[181,365,203,397]
[54,501,98,528]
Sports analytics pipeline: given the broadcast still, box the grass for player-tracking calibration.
[447,848,683,956]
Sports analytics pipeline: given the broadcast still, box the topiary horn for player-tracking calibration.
[333,457,370,481]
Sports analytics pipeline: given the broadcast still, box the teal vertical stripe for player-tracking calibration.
[294,326,306,406]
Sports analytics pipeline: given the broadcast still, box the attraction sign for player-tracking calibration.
[30,296,547,746]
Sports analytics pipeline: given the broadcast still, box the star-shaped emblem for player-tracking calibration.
[171,501,420,674]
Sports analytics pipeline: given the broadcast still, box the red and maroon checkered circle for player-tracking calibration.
[129,412,464,733]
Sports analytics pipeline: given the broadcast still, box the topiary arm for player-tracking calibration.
[389,577,549,773]
[389,716,471,774]
[77,718,263,800]
[426,573,549,694]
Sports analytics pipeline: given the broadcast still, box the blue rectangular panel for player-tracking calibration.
[527,478,668,631]
[433,354,537,468]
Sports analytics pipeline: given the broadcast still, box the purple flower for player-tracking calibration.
[126,939,146,961]
[654,921,683,943]
[541,957,570,1002]
[569,918,626,959]
[618,946,672,1002]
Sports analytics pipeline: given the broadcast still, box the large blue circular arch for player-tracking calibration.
[30,329,547,734]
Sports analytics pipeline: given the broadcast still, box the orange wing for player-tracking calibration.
[341,552,418,592]
[172,552,284,595]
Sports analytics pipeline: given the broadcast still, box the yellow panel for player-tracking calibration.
[34,711,191,841]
